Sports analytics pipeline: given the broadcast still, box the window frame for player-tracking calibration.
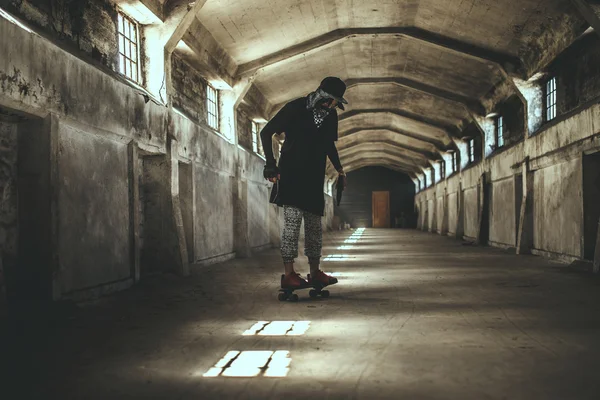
[451,152,457,173]
[117,11,141,83]
[495,115,504,149]
[440,160,446,180]
[467,138,475,164]
[251,121,259,153]
[545,76,557,122]
[206,84,219,131]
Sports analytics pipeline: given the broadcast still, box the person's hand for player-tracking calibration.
[263,163,280,183]
[337,171,347,190]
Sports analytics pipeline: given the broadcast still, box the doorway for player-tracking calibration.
[515,173,523,246]
[372,191,390,228]
[178,162,194,263]
[583,153,600,261]
[140,155,174,276]
[1,112,52,318]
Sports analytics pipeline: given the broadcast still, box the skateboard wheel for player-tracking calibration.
[278,292,288,301]
[290,294,299,302]
[321,290,330,298]
[309,289,318,298]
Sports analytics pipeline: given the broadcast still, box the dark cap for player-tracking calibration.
[319,77,348,110]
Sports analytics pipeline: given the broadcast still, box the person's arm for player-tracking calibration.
[260,102,294,167]
[327,141,344,175]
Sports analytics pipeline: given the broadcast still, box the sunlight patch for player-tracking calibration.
[203,350,291,378]
[243,321,311,336]
[0,7,33,33]
[323,254,349,261]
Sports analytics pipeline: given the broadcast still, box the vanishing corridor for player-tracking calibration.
[6,229,600,399]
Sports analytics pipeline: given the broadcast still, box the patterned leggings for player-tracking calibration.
[281,206,322,263]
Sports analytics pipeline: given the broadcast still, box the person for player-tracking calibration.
[260,77,348,289]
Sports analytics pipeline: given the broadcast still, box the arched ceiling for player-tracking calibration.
[135,0,589,176]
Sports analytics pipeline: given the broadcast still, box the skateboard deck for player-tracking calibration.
[278,275,337,302]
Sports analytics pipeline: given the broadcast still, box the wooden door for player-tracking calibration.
[372,191,390,228]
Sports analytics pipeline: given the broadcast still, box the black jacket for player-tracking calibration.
[260,97,343,216]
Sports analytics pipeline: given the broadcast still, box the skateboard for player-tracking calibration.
[277,274,336,302]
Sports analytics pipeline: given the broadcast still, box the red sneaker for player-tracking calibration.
[281,273,309,289]
[307,270,338,287]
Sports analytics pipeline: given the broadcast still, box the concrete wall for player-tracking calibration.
[447,191,458,236]
[415,28,600,264]
[416,37,600,261]
[5,0,121,73]
[0,12,332,302]
[533,158,583,257]
[171,54,209,126]
[550,34,600,115]
[57,121,131,293]
[489,178,516,247]
[0,120,17,314]
[435,194,444,234]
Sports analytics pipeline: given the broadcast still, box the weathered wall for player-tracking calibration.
[533,158,583,257]
[140,154,179,275]
[435,193,444,234]
[57,121,131,292]
[416,28,600,263]
[172,54,209,126]
[462,187,478,240]
[0,120,17,313]
[447,191,458,235]
[489,178,516,247]
[0,13,292,301]
[550,33,600,114]
[236,105,253,151]
[5,0,121,73]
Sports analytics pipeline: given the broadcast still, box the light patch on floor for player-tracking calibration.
[203,350,291,378]
[323,254,350,261]
[243,321,311,336]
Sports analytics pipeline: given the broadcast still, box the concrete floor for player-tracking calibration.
[3,229,600,399]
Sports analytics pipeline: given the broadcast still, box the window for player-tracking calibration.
[440,160,446,180]
[467,139,475,163]
[207,84,219,130]
[252,121,259,153]
[495,116,504,149]
[117,12,140,83]
[451,152,457,173]
[546,77,557,122]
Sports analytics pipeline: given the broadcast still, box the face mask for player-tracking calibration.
[319,100,333,110]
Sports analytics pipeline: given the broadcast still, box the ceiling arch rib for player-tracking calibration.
[336,129,443,159]
[346,163,416,177]
[341,83,471,141]
[341,126,447,153]
[329,151,423,174]
[340,157,420,178]
[336,136,438,162]
[268,104,462,138]
[339,109,460,137]
[337,144,431,169]
[339,111,453,150]
[344,78,485,116]
[235,27,524,79]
